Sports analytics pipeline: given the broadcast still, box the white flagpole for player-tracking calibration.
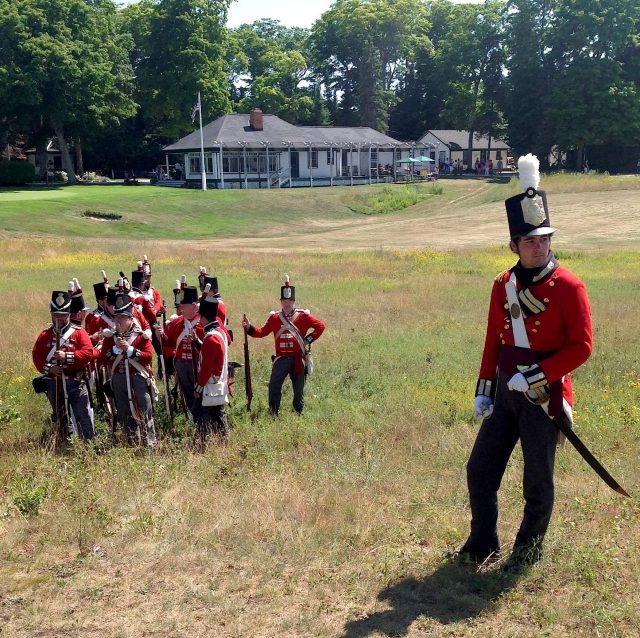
[197,92,207,191]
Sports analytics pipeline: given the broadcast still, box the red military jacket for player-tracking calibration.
[162,315,204,361]
[478,265,592,406]
[32,323,95,376]
[99,326,153,375]
[248,308,325,372]
[195,323,227,391]
[85,308,115,342]
[213,294,227,326]
[145,287,164,316]
[131,290,158,328]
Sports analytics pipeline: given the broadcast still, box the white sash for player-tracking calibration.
[202,328,229,406]
[46,325,77,364]
[176,317,199,350]
[110,331,150,379]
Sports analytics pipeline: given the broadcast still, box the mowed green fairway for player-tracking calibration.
[0,181,639,637]
[0,182,457,239]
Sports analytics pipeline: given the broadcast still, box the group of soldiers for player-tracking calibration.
[31,257,326,448]
[31,153,628,572]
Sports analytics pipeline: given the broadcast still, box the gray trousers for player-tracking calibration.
[268,356,306,414]
[46,378,94,440]
[191,397,228,440]
[174,358,196,411]
[463,373,558,556]
[112,372,157,447]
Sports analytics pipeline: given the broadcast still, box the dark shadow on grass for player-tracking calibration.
[341,561,523,637]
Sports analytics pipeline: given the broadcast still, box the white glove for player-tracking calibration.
[507,372,529,392]
[474,395,494,421]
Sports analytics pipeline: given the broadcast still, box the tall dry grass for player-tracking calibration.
[0,241,639,637]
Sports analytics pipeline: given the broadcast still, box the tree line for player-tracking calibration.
[1,0,639,183]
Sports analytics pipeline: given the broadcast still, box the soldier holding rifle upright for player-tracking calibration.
[241,276,325,416]
[32,290,95,441]
[99,294,157,447]
[455,154,593,572]
[155,285,203,415]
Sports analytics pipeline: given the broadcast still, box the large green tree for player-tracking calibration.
[545,0,640,168]
[434,0,504,164]
[0,0,136,183]
[229,20,316,123]
[310,0,430,132]
[122,0,232,140]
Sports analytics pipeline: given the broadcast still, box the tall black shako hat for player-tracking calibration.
[94,282,108,302]
[198,266,207,292]
[173,279,182,308]
[93,270,109,302]
[280,275,295,301]
[179,286,199,305]
[106,286,119,306]
[69,278,90,312]
[131,270,145,291]
[138,255,151,276]
[203,275,218,293]
[199,296,219,322]
[505,154,556,240]
[50,290,71,313]
[113,293,134,316]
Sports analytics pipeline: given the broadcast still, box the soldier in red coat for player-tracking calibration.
[99,294,157,447]
[192,296,229,441]
[155,286,204,414]
[200,272,228,329]
[457,155,593,571]
[241,276,325,415]
[32,291,96,441]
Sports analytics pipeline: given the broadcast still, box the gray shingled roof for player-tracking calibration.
[164,114,411,151]
[420,129,510,150]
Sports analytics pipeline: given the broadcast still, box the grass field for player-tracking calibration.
[0,177,639,637]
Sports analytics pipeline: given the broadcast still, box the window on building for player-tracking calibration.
[189,156,201,175]
[222,154,244,174]
[395,148,402,161]
[258,154,279,173]
[370,148,378,168]
[496,150,502,160]
[309,150,318,169]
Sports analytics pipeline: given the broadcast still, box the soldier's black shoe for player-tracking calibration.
[501,543,543,573]
[445,547,501,566]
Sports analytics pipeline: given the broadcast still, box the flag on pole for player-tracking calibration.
[191,93,201,123]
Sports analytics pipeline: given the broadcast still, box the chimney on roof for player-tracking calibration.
[249,108,264,131]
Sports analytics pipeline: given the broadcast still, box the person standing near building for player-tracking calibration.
[457,154,593,571]
[241,276,325,415]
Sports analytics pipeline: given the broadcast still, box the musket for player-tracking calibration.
[119,330,145,446]
[554,414,630,497]
[159,309,174,433]
[243,314,253,411]
[56,324,79,439]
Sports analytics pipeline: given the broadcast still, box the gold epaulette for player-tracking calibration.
[495,269,510,282]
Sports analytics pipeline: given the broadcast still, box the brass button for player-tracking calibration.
[544,298,549,303]
[504,303,509,309]
[500,333,503,338]
[501,339,506,344]
[532,328,538,333]
[549,281,555,287]
[535,321,541,326]
[504,324,510,330]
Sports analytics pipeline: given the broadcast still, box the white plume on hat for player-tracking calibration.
[518,154,540,191]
